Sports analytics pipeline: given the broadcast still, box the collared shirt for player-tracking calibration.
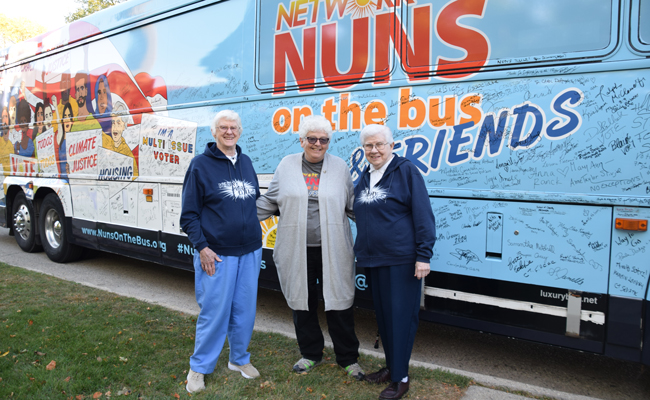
[369,154,394,188]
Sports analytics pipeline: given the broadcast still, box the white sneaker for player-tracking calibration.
[228,361,260,379]
[186,368,205,393]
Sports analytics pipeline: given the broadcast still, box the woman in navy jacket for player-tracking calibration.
[181,110,263,393]
[354,124,436,400]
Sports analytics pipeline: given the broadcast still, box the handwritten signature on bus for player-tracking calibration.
[449,249,482,265]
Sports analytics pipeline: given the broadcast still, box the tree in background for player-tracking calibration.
[0,13,47,46]
[65,0,126,23]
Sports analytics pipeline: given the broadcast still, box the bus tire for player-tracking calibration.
[12,191,42,253]
[39,193,82,263]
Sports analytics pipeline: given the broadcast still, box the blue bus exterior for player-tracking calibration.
[0,0,649,364]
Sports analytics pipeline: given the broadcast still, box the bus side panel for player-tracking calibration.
[429,199,611,293]
[72,217,195,271]
[606,207,650,362]
[414,197,611,351]
[643,304,650,365]
[351,266,375,309]
[610,207,650,299]
[96,222,161,262]
[605,296,643,362]
[423,273,606,342]
[259,248,282,292]
[420,294,604,354]
[71,218,99,249]
[160,232,193,270]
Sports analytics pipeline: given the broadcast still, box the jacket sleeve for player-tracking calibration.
[244,155,261,199]
[409,167,436,263]
[180,165,208,252]
[256,167,281,221]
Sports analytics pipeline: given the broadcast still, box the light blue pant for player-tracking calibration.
[189,247,262,374]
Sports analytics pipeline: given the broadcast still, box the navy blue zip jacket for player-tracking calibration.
[181,142,262,256]
[353,155,436,268]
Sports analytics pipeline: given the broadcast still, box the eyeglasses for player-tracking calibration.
[363,142,388,151]
[218,125,239,132]
[305,137,330,145]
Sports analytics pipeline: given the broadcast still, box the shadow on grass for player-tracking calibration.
[0,263,471,399]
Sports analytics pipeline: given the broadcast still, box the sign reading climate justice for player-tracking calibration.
[67,129,101,178]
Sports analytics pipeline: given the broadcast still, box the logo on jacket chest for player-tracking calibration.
[357,186,388,204]
[219,180,256,200]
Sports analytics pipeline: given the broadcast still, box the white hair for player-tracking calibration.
[111,101,133,125]
[212,110,242,134]
[298,115,333,139]
[360,124,393,144]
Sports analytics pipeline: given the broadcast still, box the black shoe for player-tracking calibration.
[365,367,391,384]
[379,381,409,400]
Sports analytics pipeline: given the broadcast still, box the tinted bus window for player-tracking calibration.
[640,0,650,44]
[405,0,616,76]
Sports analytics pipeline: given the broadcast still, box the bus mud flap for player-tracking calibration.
[566,291,582,337]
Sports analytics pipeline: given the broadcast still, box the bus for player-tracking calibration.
[1,0,649,365]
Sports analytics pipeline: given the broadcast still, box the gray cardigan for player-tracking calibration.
[257,152,356,311]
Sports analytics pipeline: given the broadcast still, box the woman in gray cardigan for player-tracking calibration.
[256,115,364,380]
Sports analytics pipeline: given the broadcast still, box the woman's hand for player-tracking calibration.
[199,247,222,276]
[414,261,430,280]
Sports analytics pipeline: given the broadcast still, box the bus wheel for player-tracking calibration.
[12,191,42,253]
[39,193,82,263]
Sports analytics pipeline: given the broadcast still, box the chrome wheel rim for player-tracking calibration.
[13,204,32,241]
[44,208,62,250]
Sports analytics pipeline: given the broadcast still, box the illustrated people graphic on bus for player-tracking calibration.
[0,104,14,174]
[56,72,79,126]
[6,96,19,144]
[14,99,35,158]
[73,71,100,131]
[33,102,46,136]
[102,101,138,178]
[43,101,54,132]
[57,101,74,176]
[94,74,113,135]
[7,97,16,128]
[1,104,9,137]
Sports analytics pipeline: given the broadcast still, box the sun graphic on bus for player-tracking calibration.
[260,216,279,249]
[346,0,376,18]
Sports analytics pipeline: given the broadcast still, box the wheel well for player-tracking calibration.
[5,185,22,230]
[33,187,57,217]
[5,185,57,238]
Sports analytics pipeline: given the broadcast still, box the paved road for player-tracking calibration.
[1,228,648,399]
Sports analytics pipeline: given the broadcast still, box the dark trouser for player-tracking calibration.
[292,247,360,368]
[368,264,422,382]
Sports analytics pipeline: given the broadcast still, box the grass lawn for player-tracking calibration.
[0,262,471,399]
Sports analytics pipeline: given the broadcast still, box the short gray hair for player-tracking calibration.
[298,115,333,139]
[212,110,242,134]
[360,124,393,144]
[111,101,133,125]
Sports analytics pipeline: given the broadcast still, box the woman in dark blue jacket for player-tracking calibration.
[354,124,436,400]
[181,110,263,393]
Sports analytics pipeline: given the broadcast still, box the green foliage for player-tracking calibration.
[0,263,472,399]
[65,0,127,23]
[0,13,47,45]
